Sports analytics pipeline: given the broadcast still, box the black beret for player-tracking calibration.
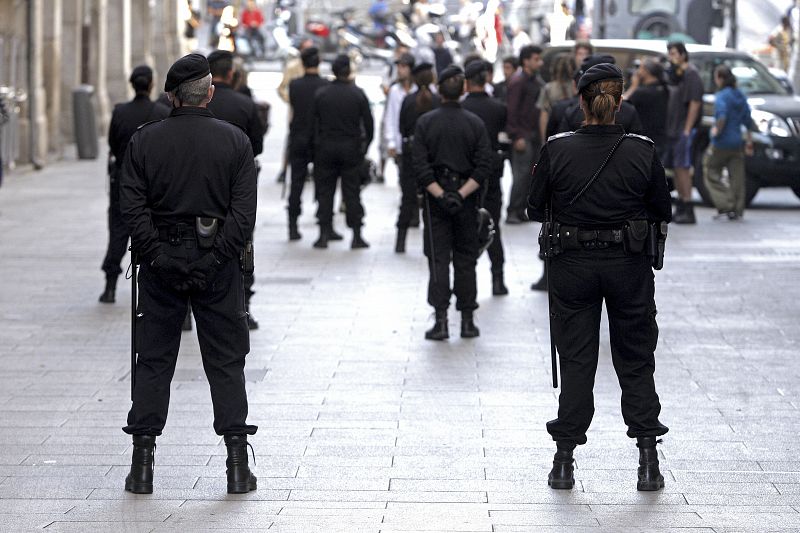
[395,53,416,67]
[411,61,433,75]
[207,49,233,65]
[574,54,616,83]
[437,65,464,85]
[129,65,153,83]
[464,60,488,80]
[577,63,624,93]
[332,54,351,76]
[164,53,210,92]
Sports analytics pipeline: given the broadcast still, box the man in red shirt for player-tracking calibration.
[241,0,265,58]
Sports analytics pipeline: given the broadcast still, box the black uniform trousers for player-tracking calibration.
[423,193,479,312]
[287,141,312,220]
[546,248,668,446]
[101,168,129,278]
[396,149,418,229]
[483,173,505,274]
[315,138,364,228]
[123,241,257,437]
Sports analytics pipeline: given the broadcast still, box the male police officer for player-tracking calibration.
[99,65,169,303]
[287,47,329,241]
[461,60,509,296]
[207,50,264,329]
[120,54,258,495]
[413,65,493,340]
[311,54,374,249]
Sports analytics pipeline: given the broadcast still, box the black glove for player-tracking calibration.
[436,191,463,215]
[150,254,191,292]
[188,252,224,291]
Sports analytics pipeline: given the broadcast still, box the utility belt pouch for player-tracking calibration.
[195,217,218,250]
[538,221,562,258]
[623,220,649,255]
[557,225,580,250]
[647,221,668,270]
[240,240,255,275]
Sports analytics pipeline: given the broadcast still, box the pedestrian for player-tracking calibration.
[572,40,593,67]
[241,0,266,58]
[461,60,509,295]
[182,0,201,53]
[276,38,315,183]
[432,32,454,76]
[769,15,794,72]
[412,65,493,340]
[396,62,440,253]
[119,53,258,495]
[378,44,412,183]
[665,41,704,224]
[703,65,756,221]
[310,54,374,249]
[207,49,264,330]
[537,53,575,144]
[384,53,417,195]
[492,55,518,103]
[99,65,170,305]
[527,63,671,492]
[287,47,330,241]
[505,44,544,224]
[623,58,669,161]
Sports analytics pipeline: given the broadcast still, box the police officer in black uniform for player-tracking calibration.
[527,64,671,492]
[311,54,374,249]
[99,65,169,304]
[396,62,440,253]
[413,65,493,340]
[207,50,264,330]
[120,54,258,495]
[287,47,329,242]
[461,60,509,296]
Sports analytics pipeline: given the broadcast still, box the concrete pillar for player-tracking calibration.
[43,0,63,156]
[28,0,48,165]
[152,0,182,90]
[60,0,83,143]
[131,0,155,84]
[105,0,131,106]
[91,0,110,132]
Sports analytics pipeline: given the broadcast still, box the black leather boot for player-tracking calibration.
[492,272,508,296]
[224,435,257,494]
[460,310,480,338]
[288,217,301,241]
[125,435,156,494]
[395,228,407,254]
[637,437,665,491]
[673,199,696,224]
[351,227,370,249]
[99,276,117,304]
[328,227,344,241]
[246,306,259,330]
[313,226,331,249]
[548,442,575,490]
[425,309,449,341]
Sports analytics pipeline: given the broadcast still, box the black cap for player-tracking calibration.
[411,61,433,75]
[207,49,234,65]
[437,65,464,85]
[574,54,616,83]
[577,63,624,93]
[332,54,351,77]
[464,60,488,80]
[164,53,211,92]
[395,53,416,67]
[129,65,153,83]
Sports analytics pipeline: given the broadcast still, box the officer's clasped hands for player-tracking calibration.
[150,253,192,292]
[437,191,464,215]
[188,252,224,291]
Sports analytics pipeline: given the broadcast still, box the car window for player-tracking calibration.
[695,56,788,96]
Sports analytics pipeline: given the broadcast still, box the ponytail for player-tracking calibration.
[580,78,623,125]
[414,69,435,114]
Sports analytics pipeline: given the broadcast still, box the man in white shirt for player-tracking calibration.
[383,53,417,171]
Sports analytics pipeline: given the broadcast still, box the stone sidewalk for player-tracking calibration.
[1,72,800,531]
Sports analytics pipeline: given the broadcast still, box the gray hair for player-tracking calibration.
[172,73,212,105]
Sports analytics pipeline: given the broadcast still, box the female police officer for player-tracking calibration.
[527,63,672,491]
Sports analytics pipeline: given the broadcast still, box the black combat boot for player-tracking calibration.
[425,309,449,341]
[313,226,331,249]
[351,227,370,249]
[224,435,257,494]
[288,216,301,241]
[98,276,117,303]
[548,442,575,490]
[328,227,344,241]
[125,435,156,494]
[246,306,259,330]
[636,437,665,491]
[530,274,547,291]
[460,310,480,338]
[492,272,508,296]
[395,228,407,253]
[673,199,696,224]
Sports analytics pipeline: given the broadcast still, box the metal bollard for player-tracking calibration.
[72,84,98,160]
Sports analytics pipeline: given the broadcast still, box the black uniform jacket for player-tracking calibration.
[558,98,644,136]
[527,124,671,229]
[412,101,493,189]
[399,91,441,141]
[120,106,257,263]
[461,91,507,176]
[207,82,264,155]
[312,80,374,148]
[108,95,170,167]
[288,73,329,146]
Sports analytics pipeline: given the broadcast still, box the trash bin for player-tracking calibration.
[73,84,98,160]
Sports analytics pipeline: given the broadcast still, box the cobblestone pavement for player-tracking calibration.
[1,70,799,532]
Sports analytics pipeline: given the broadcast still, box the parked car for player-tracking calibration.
[543,39,800,206]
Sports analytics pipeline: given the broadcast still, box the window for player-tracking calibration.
[699,56,788,96]
[629,0,679,15]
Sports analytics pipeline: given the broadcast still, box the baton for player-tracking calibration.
[545,256,558,389]
[129,251,138,401]
[424,193,437,283]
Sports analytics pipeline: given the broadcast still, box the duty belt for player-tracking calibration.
[157,223,197,247]
[435,169,469,191]
[559,226,624,250]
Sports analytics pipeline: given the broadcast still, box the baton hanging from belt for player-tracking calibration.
[544,202,558,389]
[128,249,138,401]
[424,193,437,283]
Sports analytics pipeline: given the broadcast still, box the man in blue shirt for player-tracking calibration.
[702,65,756,220]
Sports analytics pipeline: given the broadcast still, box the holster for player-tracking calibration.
[647,221,668,270]
[240,240,254,275]
[195,217,218,250]
[623,220,649,255]
[538,221,563,258]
